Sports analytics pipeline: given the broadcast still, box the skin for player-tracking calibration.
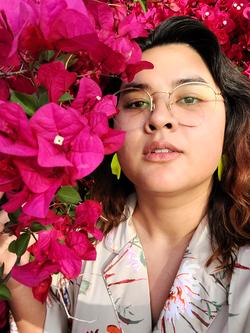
[115,43,226,324]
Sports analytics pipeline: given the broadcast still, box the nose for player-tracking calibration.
[144,95,178,133]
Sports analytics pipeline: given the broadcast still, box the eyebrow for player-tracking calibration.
[122,76,208,91]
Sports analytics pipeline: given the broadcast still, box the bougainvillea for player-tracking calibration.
[0,0,249,315]
[129,0,250,75]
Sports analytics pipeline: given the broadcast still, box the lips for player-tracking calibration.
[143,142,182,155]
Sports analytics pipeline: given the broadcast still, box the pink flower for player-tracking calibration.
[0,0,37,66]
[37,61,77,103]
[0,79,9,100]
[0,157,21,192]
[21,0,98,55]
[32,276,52,303]
[2,157,62,218]
[11,259,58,288]
[30,78,125,179]
[13,209,65,236]
[75,200,103,240]
[0,101,37,157]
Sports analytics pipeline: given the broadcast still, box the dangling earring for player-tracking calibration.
[111,153,121,180]
[217,155,226,181]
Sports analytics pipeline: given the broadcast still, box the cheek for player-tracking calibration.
[116,131,142,177]
[191,118,225,172]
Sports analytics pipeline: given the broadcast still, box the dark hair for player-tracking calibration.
[92,16,250,271]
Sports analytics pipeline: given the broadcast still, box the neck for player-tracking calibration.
[133,182,211,243]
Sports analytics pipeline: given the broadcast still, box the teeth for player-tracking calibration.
[153,149,173,153]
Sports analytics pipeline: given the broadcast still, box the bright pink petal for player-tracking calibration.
[30,103,84,144]
[11,261,58,288]
[0,102,37,156]
[87,112,109,137]
[69,130,104,179]
[71,77,102,112]
[118,12,148,39]
[39,0,67,39]
[37,136,73,168]
[101,129,125,154]
[22,184,60,218]
[93,95,118,118]
[14,159,56,193]
[51,241,82,279]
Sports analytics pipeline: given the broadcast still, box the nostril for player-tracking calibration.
[165,123,172,129]
[149,124,156,131]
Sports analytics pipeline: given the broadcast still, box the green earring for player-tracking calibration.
[111,153,121,180]
[217,155,226,181]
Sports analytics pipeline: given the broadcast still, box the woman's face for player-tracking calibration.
[114,43,226,196]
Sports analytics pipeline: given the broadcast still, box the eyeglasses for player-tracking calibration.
[114,82,223,127]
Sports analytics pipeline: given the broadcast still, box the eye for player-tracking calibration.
[178,96,200,105]
[124,99,150,110]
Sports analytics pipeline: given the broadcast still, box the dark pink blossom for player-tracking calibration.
[0,79,9,100]
[11,259,58,288]
[13,209,65,236]
[37,61,77,103]
[75,200,103,240]
[7,74,37,95]
[0,157,21,192]
[0,101,37,157]
[32,276,52,303]
[1,156,63,218]
[0,0,37,66]
[0,301,8,329]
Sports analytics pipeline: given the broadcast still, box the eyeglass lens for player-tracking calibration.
[115,83,219,127]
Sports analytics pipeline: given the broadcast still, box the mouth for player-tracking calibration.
[150,148,175,153]
[143,142,182,155]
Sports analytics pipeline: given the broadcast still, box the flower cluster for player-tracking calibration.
[0,0,249,311]
[0,0,152,303]
[129,0,250,76]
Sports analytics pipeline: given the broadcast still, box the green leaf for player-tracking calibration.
[10,91,38,116]
[8,233,31,257]
[16,233,31,257]
[8,209,21,223]
[0,263,4,279]
[0,284,11,301]
[37,86,49,107]
[30,222,47,232]
[8,239,17,254]
[58,92,74,102]
[57,186,81,204]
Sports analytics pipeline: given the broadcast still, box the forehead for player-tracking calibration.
[133,43,216,90]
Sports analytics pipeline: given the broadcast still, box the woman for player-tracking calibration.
[3,16,250,333]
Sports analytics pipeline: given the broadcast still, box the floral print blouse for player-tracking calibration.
[42,195,250,333]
